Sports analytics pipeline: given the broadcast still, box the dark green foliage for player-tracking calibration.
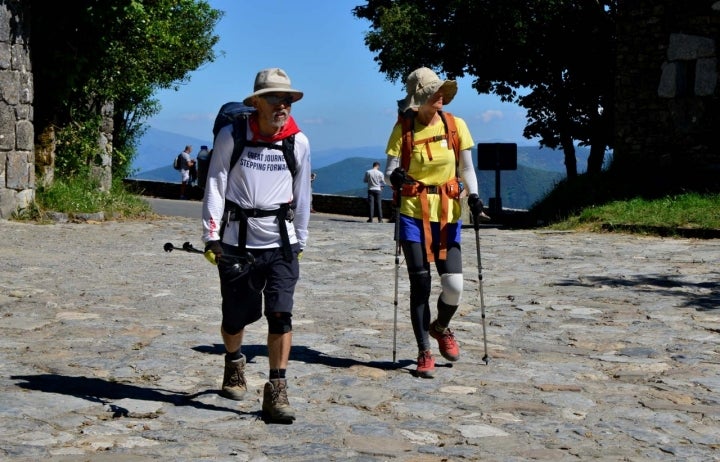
[28,0,222,182]
[353,1,616,177]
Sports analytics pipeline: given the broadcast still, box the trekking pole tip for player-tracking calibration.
[483,355,489,365]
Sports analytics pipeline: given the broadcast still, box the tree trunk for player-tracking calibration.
[587,142,606,174]
[586,108,609,174]
[561,135,577,179]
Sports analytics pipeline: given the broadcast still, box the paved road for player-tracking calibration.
[0,215,718,461]
[145,197,202,220]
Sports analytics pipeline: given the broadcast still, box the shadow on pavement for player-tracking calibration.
[11,374,258,417]
[193,343,414,370]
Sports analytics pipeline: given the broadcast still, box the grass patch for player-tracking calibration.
[13,177,154,222]
[529,168,720,236]
[551,193,720,232]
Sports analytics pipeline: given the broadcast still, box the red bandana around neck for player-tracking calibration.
[249,112,301,142]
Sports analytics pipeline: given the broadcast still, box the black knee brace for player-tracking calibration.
[409,270,431,307]
[267,312,292,334]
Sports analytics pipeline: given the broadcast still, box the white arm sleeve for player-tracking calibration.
[459,149,479,196]
[384,154,399,185]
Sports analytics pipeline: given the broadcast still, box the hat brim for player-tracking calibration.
[243,88,304,106]
[397,80,457,113]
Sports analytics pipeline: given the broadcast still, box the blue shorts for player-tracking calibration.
[218,243,300,334]
[399,214,462,245]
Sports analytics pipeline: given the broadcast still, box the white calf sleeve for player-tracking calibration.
[440,273,464,306]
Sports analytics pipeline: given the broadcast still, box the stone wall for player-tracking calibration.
[0,0,33,218]
[122,179,494,225]
[123,179,397,218]
[615,1,720,177]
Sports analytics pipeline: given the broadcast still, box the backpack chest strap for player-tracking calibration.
[412,134,448,161]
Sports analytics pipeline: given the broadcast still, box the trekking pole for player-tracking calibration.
[164,242,204,254]
[473,214,490,365]
[392,202,401,363]
[163,241,255,270]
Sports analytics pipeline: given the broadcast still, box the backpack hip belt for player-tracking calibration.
[221,200,295,262]
[400,177,462,262]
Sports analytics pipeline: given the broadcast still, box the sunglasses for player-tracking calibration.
[261,94,294,106]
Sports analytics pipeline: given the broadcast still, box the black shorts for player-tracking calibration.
[218,242,300,333]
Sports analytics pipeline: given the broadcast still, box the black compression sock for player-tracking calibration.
[225,349,243,362]
[269,368,286,380]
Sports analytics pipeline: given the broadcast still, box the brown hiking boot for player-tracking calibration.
[262,379,296,423]
[219,356,247,400]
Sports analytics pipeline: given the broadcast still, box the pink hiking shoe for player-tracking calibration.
[429,321,460,361]
[416,350,436,378]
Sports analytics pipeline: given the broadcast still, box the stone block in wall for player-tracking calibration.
[0,104,14,150]
[5,150,31,189]
[0,187,32,218]
[695,58,718,96]
[0,70,19,104]
[0,4,10,43]
[658,61,678,98]
[16,118,31,150]
[19,72,32,104]
[0,188,16,218]
[11,42,30,72]
[16,187,32,209]
[0,42,9,70]
[668,33,715,60]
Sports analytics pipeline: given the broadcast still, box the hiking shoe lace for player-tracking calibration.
[262,379,296,423]
[416,350,435,378]
[429,321,460,361]
[219,356,247,400]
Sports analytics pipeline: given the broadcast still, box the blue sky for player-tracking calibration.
[148,0,533,153]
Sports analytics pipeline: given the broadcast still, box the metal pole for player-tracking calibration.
[392,205,401,363]
[474,222,490,364]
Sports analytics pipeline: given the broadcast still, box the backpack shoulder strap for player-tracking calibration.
[400,110,459,170]
[399,111,414,171]
[281,135,297,177]
[228,116,248,173]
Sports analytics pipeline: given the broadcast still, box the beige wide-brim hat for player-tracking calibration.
[243,68,304,106]
[397,67,457,113]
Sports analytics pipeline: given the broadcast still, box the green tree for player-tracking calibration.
[353,0,616,178]
[29,0,222,181]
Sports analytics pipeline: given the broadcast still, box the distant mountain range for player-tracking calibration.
[130,127,591,209]
[132,127,212,174]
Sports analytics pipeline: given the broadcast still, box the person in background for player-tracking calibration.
[363,161,385,223]
[178,145,195,199]
[202,67,311,423]
[194,145,210,186]
[384,67,488,378]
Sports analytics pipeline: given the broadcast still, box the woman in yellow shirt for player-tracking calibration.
[385,67,486,378]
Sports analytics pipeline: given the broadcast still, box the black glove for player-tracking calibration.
[204,240,223,265]
[468,194,490,222]
[390,167,409,190]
